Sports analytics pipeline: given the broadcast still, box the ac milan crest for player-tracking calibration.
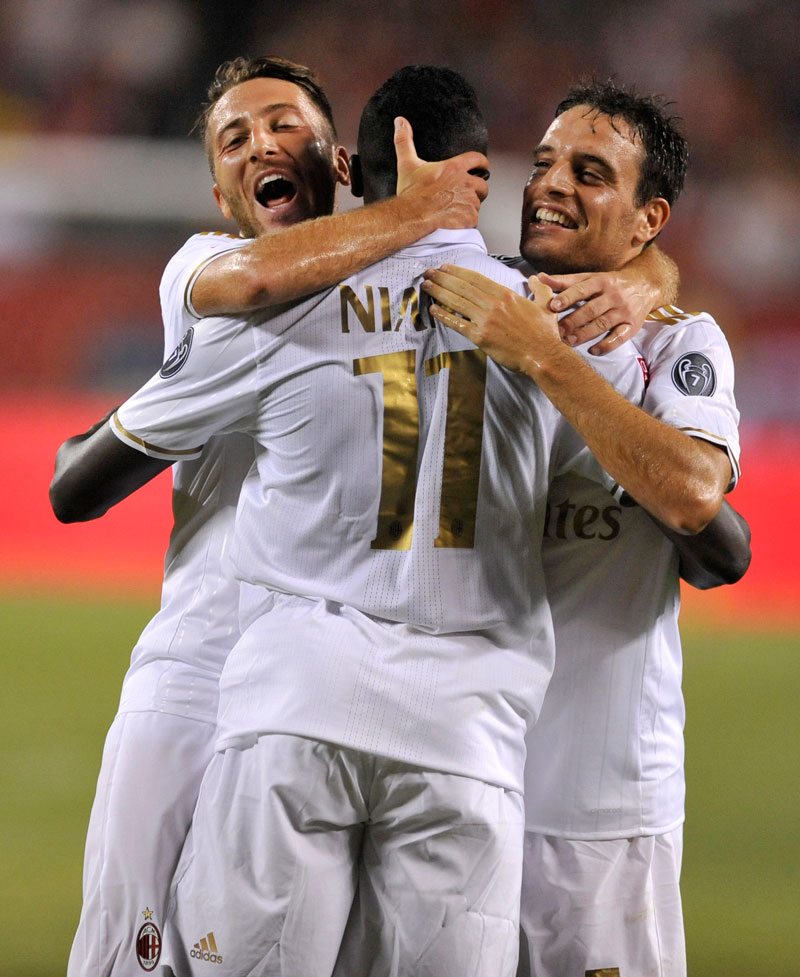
[136,921,162,971]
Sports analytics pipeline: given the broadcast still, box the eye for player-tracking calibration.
[272,116,302,131]
[578,169,602,184]
[529,159,550,179]
[223,133,247,150]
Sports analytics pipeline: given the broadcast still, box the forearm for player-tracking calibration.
[654,500,752,589]
[50,418,170,523]
[525,341,727,533]
[193,193,439,316]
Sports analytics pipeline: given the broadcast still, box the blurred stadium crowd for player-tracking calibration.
[0,0,798,421]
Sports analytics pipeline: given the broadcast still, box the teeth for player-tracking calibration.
[257,174,282,190]
[535,207,574,228]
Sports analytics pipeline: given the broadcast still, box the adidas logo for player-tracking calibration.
[190,932,223,965]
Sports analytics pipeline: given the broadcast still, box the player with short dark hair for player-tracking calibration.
[354,64,489,198]
[422,77,750,977]
[555,79,688,208]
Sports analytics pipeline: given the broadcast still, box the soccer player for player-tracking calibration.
[57,56,681,977]
[61,55,494,977]
[52,64,734,976]
[421,80,750,977]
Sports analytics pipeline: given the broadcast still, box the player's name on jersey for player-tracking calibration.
[340,283,438,334]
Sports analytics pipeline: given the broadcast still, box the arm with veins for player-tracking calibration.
[193,119,490,316]
[421,267,729,535]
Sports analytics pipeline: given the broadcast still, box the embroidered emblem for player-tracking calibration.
[671,351,716,397]
[160,327,194,378]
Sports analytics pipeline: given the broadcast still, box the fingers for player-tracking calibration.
[527,275,555,308]
[428,303,471,334]
[541,274,597,312]
[427,264,503,298]
[393,116,420,170]
[587,323,634,356]
[453,151,490,177]
[422,275,482,322]
[558,295,614,332]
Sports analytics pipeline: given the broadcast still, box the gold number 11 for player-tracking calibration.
[353,348,486,551]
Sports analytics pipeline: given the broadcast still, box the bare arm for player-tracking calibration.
[193,119,490,316]
[50,412,170,523]
[421,266,727,534]
[655,499,752,589]
[540,245,681,355]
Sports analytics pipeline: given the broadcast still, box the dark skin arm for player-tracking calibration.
[657,498,752,590]
[50,411,170,523]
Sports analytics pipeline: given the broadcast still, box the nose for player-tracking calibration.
[249,121,279,159]
[536,159,573,197]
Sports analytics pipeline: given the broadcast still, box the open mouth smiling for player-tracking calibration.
[255,174,298,209]
[532,207,578,229]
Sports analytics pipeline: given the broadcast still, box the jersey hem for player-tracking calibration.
[523,813,685,841]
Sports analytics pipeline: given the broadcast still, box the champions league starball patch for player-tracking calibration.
[160,327,194,378]
[671,351,716,397]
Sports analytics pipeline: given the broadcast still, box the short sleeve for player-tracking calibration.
[638,309,741,487]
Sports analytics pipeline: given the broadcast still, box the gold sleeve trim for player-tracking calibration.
[679,427,741,484]
[112,412,202,458]
[183,245,244,319]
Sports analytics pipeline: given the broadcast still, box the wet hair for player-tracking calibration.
[357,65,488,200]
[556,79,688,206]
[196,55,337,161]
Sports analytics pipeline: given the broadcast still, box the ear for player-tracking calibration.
[634,197,670,246]
[212,184,233,222]
[349,154,364,198]
[334,145,351,188]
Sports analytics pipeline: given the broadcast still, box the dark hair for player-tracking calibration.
[196,55,337,156]
[357,65,487,199]
[555,79,688,206]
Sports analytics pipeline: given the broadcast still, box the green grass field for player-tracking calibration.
[2,592,798,976]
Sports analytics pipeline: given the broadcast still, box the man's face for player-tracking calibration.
[520,105,655,273]
[207,76,349,238]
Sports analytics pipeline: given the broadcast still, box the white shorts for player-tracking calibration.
[167,733,524,977]
[517,828,686,977]
[67,710,216,977]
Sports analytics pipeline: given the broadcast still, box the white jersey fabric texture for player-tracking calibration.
[68,232,253,977]
[112,229,648,795]
[526,307,740,838]
[120,231,255,723]
[517,828,686,977]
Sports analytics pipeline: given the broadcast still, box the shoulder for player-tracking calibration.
[161,231,252,317]
[637,305,730,361]
[164,231,249,276]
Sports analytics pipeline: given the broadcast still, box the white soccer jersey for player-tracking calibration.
[113,229,647,792]
[524,305,740,837]
[118,232,255,723]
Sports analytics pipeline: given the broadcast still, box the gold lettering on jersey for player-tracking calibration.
[340,284,377,333]
[378,287,392,331]
[341,284,430,333]
[585,970,620,977]
[426,350,486,547]
[354,350,419,550]
[397,286,426,331]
